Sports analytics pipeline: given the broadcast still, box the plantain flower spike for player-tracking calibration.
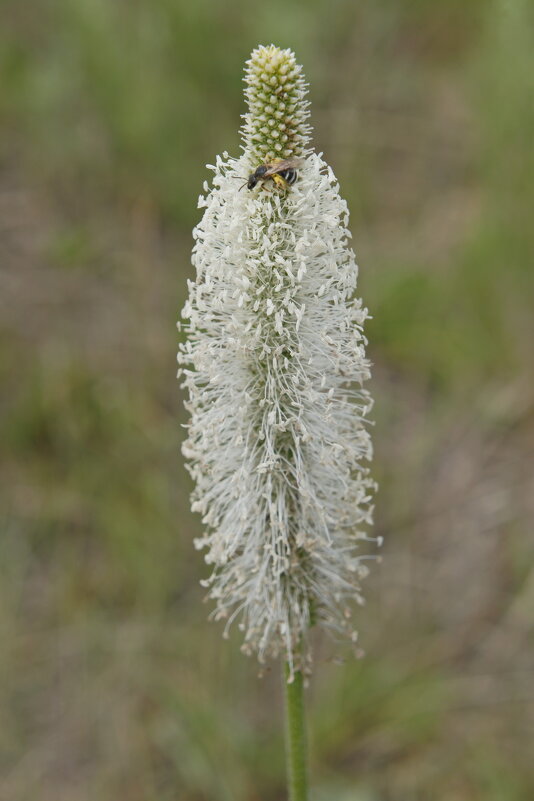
[178,45,377,675]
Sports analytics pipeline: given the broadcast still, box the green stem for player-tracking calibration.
[283,662,308,801]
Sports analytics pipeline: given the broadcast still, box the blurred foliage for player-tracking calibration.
[1,0,534,799]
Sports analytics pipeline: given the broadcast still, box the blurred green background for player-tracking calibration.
[1,0,533,799]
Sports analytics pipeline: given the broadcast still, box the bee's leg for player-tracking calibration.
[271,174,288,189]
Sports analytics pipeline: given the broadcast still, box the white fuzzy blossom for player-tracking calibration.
[178,45,377,671]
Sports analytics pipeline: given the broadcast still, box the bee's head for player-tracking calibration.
[239,165,268,191]
[247,164,269,190]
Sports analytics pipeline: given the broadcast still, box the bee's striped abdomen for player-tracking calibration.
[280,169,298,185]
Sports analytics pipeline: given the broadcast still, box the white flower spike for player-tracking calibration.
[179,45,377,673]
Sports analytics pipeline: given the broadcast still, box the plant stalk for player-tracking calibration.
[283,662,308,801]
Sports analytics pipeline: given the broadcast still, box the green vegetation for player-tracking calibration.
[1,1,533,799]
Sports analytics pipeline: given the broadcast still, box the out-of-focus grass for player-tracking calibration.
[1,1,533,799]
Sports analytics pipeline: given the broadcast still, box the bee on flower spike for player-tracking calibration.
[239,157,305,191]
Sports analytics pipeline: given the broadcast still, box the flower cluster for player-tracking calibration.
[178,45,377,672]
[241,45,312,162]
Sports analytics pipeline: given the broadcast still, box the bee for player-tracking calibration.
[240,157,304,191]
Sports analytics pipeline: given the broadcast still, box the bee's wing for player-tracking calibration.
[263,158,305,176]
